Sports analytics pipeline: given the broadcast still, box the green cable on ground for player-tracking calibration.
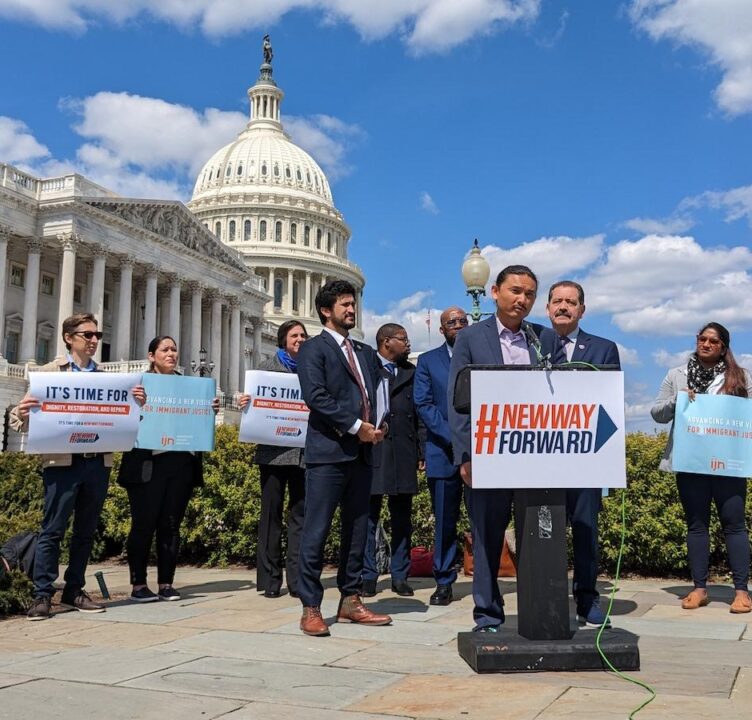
[595,488,657,719]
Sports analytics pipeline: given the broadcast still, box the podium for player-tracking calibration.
[453,364,640,673]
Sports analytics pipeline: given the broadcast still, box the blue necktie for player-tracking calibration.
[385,362,397,376]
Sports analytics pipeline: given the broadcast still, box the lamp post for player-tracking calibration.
[461,238,492,322]
[191,347,215,377]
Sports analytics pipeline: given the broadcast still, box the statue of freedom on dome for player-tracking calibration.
[263,35,273,64]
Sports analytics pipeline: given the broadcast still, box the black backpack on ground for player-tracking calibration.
[0,531,38,583]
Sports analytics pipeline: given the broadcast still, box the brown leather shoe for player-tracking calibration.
[337,594,392,626]
[681,589,709,609]
[730,592,752,614]
[300,606,330,636]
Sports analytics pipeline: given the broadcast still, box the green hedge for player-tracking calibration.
[2,428,750,615]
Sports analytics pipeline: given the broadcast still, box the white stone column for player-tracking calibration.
[304,270,312,319]
[20,238,44,363]
[158,288,170,336]
[267,267,275,312]
[252,318,263,368]
[90,247,107,362]
[56,233,79,356]
[210,293,222,389]
[0,227,9,352]
[115,256,134,360]
[142,267,158,353]
[286,269,294,315]
[229,301,241,394]
[221,306,230,391]
[169,277,182,347]
[190,282,203,376]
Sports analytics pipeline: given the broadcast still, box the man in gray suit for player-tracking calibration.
[448,265,550,632]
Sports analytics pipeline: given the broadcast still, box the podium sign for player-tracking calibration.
[470,370,626,489]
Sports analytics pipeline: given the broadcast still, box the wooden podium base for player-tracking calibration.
[458,627,640,673]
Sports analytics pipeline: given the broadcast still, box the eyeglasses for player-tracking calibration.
[443,318,469,328]
[388,335,409,343]
[72,331,103,340]
[697,335,722,346]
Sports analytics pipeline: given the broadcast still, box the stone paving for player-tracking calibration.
[0,565,750,719]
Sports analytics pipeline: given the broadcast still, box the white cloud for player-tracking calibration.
[616,343,640,366]
[738,353,752,372]
[0,0,540,54]
[684,184,752,226]
[0,116,50,165]
[419,191,439,214]
[629,0,752,115]
[624,215,695,235]
[362,291,446,353]
[284,114,364,181]
[653,348,692,368]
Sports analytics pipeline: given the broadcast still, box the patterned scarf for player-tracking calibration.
[686,353,725,393]
[276,348,298,373]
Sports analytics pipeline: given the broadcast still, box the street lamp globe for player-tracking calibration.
[461,239,491,321]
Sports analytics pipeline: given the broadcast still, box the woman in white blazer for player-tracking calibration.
[651,322,751,614]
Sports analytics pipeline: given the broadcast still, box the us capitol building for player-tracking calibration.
[0,38,365,413]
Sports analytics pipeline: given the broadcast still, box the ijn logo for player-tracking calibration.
[710,458,726,471]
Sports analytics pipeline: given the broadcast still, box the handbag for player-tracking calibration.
[408,546,434,577]
[463,530,517,577]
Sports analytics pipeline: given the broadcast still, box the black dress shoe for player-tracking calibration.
[264,589,281,598]
[391,580,414,597]
[289,590,300,599]
[362,579,377,597]
[429,584,453,606]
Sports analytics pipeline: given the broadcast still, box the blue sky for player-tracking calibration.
[1,0,751,428]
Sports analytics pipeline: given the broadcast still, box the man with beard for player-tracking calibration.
[362,324,420,598]
[296,280,392,636]
[546,280,620,628]
[414,307,468,606]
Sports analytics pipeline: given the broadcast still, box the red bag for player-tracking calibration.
[408,546,434,577]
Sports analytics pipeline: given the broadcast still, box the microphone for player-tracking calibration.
[522,322,552,370]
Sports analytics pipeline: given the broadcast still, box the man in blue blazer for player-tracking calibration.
[414,306,468,605]
[296,280,392,636]
[448,265,555,632]
[547,280,621,627]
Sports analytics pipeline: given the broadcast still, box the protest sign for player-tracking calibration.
[27,372,142,453]
[136,374,216,451]
[239,370,309,447]
[673,391,752,477]
[470,369,626,489]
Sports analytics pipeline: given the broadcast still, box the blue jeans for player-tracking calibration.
[33,456,110,598]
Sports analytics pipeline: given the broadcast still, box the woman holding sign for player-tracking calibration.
[240,320,308,598]
[119,336,219,603]
[651,322,752,614]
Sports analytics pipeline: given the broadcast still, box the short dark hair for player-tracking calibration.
[376,323,404,348]
[548,280,584,304]
[277,320,308,348]
[62,313,97,350]
[315,279,357,324]
[494,265,538,288]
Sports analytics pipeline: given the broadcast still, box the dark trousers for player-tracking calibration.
[427,472,464,586]
[298,459,372,608]
[468,487,513,629]
[256,464,306,594]
[126,453,195,586]
[566,487,602,611]
[362,493,413,581]
[677,472,750,590]
[33,456,110,598]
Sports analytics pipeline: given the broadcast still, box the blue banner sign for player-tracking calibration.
[672,391,752,477]
[136,374,216,451]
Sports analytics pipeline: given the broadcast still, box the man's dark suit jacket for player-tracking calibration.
[447,316,555,466]
[297,330,382,466]
[560,328,621,369]
[414,343,456,479]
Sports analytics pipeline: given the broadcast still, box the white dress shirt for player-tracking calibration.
[323,327,369,434]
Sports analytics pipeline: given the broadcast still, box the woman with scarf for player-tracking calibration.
[651,322,751,614]
[241,320,308,598]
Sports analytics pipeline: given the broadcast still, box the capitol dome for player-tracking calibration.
[188,43,364,337]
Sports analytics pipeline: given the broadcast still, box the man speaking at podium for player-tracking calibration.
[546,280,620,628]
[448,265,552,632]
